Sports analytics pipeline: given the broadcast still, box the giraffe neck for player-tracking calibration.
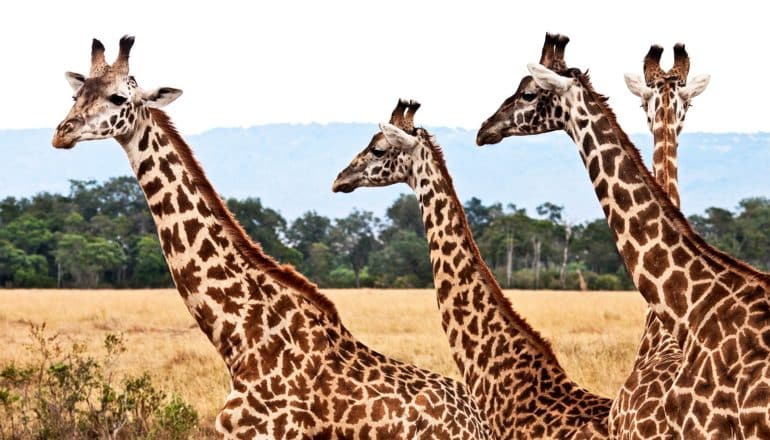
[116,108,338,368]
[407,131,604,436]
[651,91,681,208]
[561,77,766,347]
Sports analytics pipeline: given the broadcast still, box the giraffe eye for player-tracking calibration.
[521,93,537,102]
[372,148,386,158]
[108,94,128,106]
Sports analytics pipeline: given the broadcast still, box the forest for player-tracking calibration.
[2,177,769,290]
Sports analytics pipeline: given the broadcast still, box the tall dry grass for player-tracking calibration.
[0,289,648,431]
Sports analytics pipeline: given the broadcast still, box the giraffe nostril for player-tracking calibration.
[57,117,83,134]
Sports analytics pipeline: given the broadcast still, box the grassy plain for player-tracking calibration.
[0,289,648,432]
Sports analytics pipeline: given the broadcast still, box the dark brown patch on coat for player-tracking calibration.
[198,238,216,261]
[136,156,155,180]
[177,186,194,213]
[183,218,204,246]
[142,177,163,199]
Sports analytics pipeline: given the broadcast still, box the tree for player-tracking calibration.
[305,242,334,286]
[226,197,302,266]
[132,234,172,287]
[286,211,331,260]
[689,207,740,256]
[463,197,503,238]
[571,220,624,274]
[54,234,126,288]
[68,179,102,221]
[0,196,23,226]
[368,230,432,288]
[559,224,573,289]
[92,177,153,235]
[475,208,529,275]
[383,194,424,239]
[0,214,55,256]
[330,210,380,288]
[735,197,770,268]
[0,240,51,287]
[536,202,564,223]
[505,226,514,288]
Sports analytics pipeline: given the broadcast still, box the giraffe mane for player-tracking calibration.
[571,72,770,286]
[415,127,560,364]
[148,108,341,321]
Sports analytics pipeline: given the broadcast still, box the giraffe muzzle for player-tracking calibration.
[476,127,503,146]
[331,169,359,193]
[476,117,506,146]
[52,117,84,149]
[331,178,355,193]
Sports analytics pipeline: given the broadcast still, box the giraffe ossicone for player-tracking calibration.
[334,98,612,439]
[53,36,493,439]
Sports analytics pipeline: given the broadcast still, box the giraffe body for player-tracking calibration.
[53,37,492,439]
[477,33,770,439]
[334,100,611,439]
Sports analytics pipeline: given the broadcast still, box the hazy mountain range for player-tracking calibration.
[2,124,769,223]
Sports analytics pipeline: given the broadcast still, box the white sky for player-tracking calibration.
[1,1,766,134]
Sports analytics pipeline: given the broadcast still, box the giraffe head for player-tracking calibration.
[476,33,574,145]
[624,44,710,135]
[52,36,182,149]
[332,99,423,193]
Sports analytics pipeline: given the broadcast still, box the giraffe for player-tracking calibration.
[604,44,710,439]
[52,36,492,439]
[332,99,612,439]
[476,32,770,438]
[576,269,588,292]
[624,43,710,208]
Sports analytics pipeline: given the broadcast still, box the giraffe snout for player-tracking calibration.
[52,117,84,149]
[476,120,503,146]
[332,168,359,193]
[332,174,355,193]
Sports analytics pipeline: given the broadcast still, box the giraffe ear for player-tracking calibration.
[624,73,653,99]
[379,123,418,151]
[143,87,183,108]
[679,74,710,100]
[65,72,85,93]
[527,63,574,93]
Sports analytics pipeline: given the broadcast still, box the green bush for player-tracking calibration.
[0,325,198,439]
[591,273,623,291]
[327,266,373,288]
[156,395,199,440]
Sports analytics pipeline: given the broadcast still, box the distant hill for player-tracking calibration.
[2,125,770,222]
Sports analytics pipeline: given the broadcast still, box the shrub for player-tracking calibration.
[327,266,373,288]
[156,395,199,440]
[0,324,198,439]
[592,273,624,291]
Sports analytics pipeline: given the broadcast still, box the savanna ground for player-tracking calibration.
[0,289,647,435]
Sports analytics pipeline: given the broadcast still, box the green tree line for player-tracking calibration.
[2,177,769,290]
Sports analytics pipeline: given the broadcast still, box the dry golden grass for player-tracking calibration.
[0,288,648,431]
